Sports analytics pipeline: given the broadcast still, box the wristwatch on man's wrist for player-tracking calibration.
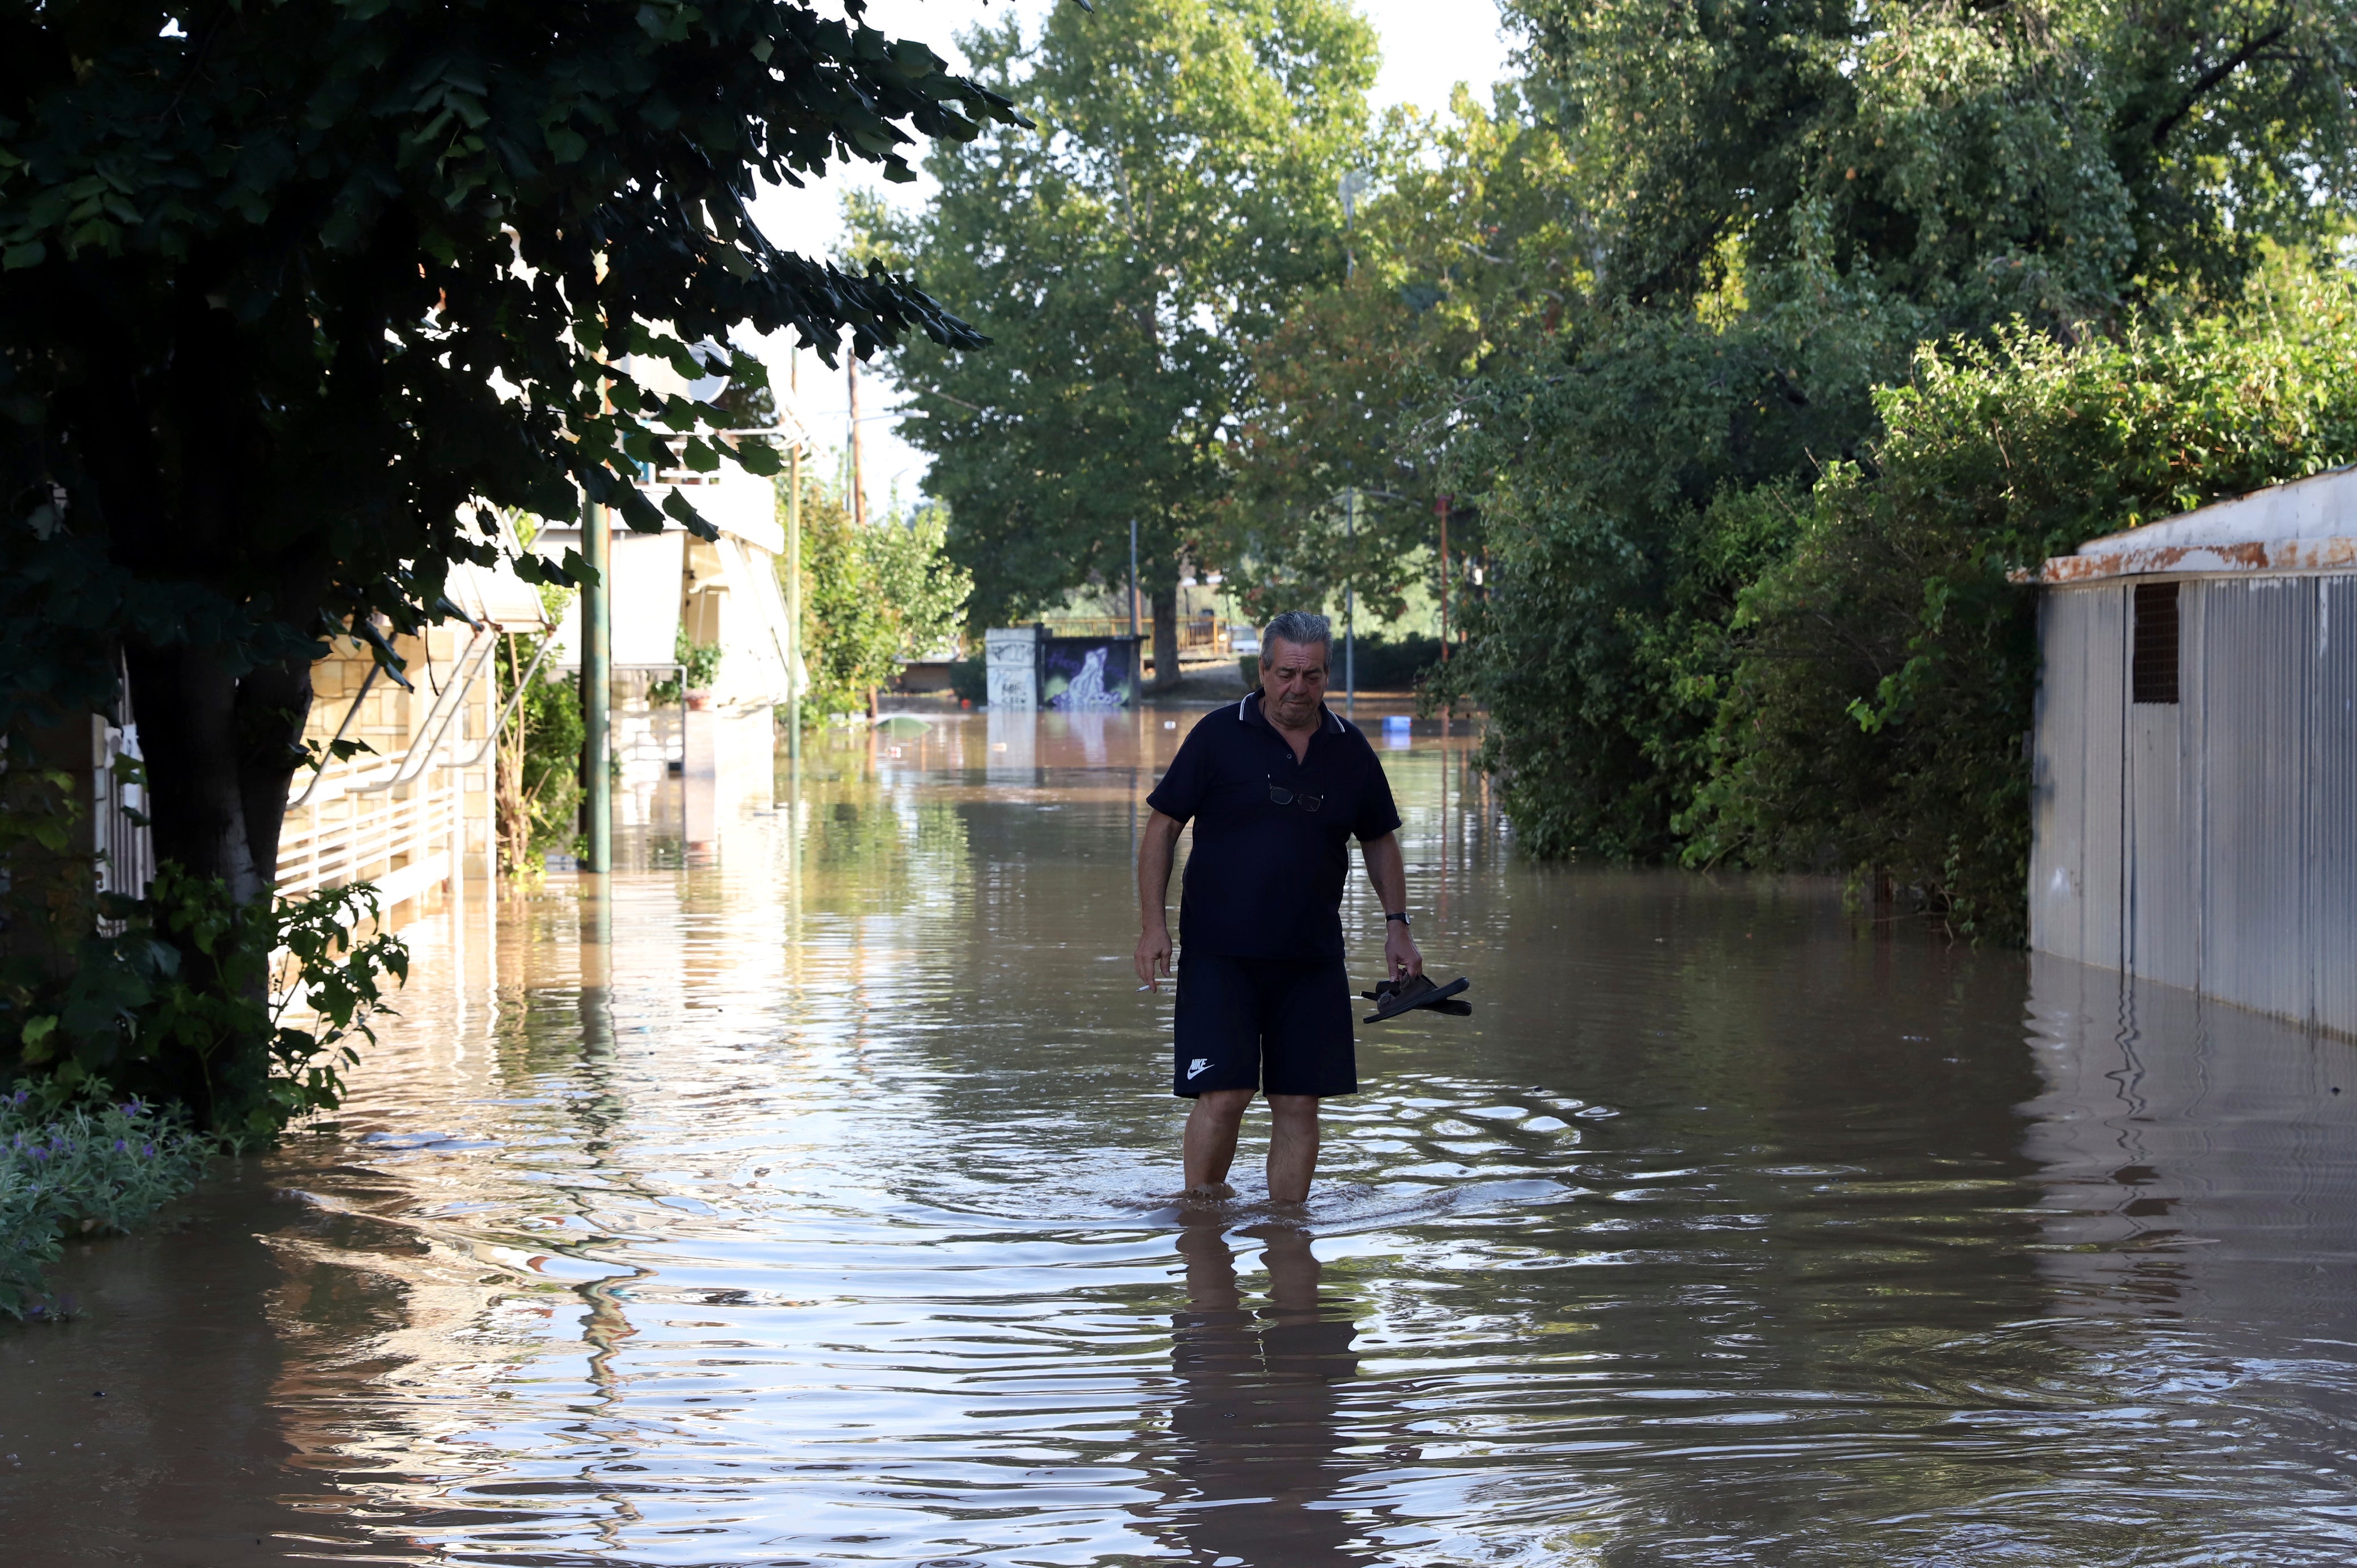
[1384,911,1411,926]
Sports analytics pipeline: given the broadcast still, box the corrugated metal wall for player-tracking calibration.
[2030,587,2124,966]
[2205,580,2310,1017]
[2032,574,2357,1036]
[2318,578,2357,1034]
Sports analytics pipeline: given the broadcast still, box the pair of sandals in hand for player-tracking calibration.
[1360,972,1472,1024]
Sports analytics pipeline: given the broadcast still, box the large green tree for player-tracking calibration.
[1686,261,2357,941]
[1227,88,1583,626]
[1444,0,2357,874]
[0,0,1021,911]
[1517,0,2357,318]
[851,0,1375,685]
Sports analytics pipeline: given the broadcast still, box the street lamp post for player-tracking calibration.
[1129,517,1143,692]
[786,348,802,768]
[1345,487,1356,714]
[580,490,611,874]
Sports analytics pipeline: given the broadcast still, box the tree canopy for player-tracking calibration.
[1227,86,1585,624]
[850,0,1376,680]
[1683,264,2357,940]
[1424,0,2357,901]
[0,0,1022,904]
[1517,0,2357,317]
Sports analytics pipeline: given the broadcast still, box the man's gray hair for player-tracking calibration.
[1261,610,1333,665]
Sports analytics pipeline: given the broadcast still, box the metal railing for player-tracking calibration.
[276,633,491,902]
[1036,617,1231,655]
[276,770,460,901]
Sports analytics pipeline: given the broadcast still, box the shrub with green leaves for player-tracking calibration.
[1444,237,1923,860]
[2,862,409,1148]
[496,632,585,869]
[1682,262,2357,940]
[787,476,972,721]
[0,1086,210,1321]
[648,627,725,706]
[1456,251,2357,941]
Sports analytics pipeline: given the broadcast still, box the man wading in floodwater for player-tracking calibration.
[1133,611,1422,1203]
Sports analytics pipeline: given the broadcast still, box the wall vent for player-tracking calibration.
[2131,581,2181,705]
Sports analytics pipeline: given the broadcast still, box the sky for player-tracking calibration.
[741,0,1518,519]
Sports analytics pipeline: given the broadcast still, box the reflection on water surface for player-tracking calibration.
[6,710,2357,1566]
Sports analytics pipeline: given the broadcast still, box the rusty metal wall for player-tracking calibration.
[2034,572,2357,1036]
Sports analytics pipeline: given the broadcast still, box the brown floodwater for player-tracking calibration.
[6,709,2357,1566]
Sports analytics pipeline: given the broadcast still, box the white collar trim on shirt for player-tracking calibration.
[1237,691,1345,734]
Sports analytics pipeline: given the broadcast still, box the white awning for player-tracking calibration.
[544,527,687,668]
[646,470,784,554]
[712,533,798,704]
[447,553,554,632]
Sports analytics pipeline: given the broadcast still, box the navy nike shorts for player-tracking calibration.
[1172,953,1357,1098]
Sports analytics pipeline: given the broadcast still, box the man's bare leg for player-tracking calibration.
[1266,1093,1321,1204]
[1184,1088,1254,1194]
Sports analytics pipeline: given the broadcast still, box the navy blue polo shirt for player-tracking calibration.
[1146,692,1403,961]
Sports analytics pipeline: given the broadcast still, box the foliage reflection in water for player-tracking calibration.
[4,709,2356,1565]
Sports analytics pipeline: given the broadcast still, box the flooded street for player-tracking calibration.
[7,710,2357,1565]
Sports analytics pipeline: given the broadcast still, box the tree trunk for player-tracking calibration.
[97,255,317,911]
[234,652,313,893]
[1151,582,1181,692]
[123,640,309,908]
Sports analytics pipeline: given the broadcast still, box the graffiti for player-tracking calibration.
[1044,638,1136,709]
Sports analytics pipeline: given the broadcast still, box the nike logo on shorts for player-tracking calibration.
[1186,1058,1212,1079]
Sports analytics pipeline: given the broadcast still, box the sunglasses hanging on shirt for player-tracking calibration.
[1267,781,1324,813]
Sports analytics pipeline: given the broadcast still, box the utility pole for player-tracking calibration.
[1437,493,1451,662]
[1128,518,1142,694]
[580,491,611,874]
[786,348,802,766]
[847,350,867,529]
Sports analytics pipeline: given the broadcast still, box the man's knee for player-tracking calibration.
[1265,1092,1320,1129]
[1193,1087,1254,1123]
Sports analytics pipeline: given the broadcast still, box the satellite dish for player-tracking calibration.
[682,338,731,406]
